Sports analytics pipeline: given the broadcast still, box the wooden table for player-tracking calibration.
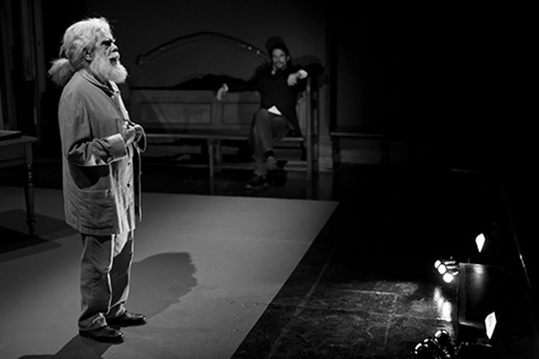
[0,134,39,236]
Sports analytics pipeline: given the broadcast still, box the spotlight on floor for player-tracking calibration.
[433,287,453,323]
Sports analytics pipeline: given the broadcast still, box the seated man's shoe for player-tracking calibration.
[107,312,147,327]
[263,150,278,171]
[245,175,268,189]
[79,326,124,344]
[264,155,278,170]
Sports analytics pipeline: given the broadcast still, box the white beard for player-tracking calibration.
[90,53,128,84]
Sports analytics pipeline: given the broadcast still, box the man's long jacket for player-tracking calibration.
[58,69,146,235]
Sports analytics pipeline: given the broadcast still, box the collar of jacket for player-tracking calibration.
[79,69,119,97]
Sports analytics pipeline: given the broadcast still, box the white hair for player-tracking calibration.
[48,18,111,86]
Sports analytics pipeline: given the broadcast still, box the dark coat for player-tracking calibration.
[228,63,324,135]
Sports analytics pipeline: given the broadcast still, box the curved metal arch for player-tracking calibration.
[135,31,270,67]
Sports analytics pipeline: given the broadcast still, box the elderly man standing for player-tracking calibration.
[49,17,147,344]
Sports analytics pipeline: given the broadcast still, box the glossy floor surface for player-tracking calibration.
[1,158,538,358]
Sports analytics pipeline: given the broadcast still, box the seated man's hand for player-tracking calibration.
[287,70,308,86]
[216,83,228,101]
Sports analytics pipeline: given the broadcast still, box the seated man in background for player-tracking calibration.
[217,41,323,189]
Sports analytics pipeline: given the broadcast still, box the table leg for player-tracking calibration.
[24,163,35,236]
[24,143,36,236]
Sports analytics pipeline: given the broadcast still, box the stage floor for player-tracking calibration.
[1,161,537,358]
[0,186,337,358]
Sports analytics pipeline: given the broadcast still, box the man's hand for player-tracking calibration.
[287,69,308,86]
[132,124,144,142]
[216,83,228,101]
[121,123,136,146]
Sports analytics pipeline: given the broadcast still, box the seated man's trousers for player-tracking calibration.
[249,108,293,176]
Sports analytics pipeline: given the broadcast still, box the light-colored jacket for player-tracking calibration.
[58,69,146,235]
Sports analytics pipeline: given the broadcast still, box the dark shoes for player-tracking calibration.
[262,149,279,171]
[265,155,278,170]
[80,325,125,344]
[107,312,147,327]
[79,312,146,344]
[245,175,268,189]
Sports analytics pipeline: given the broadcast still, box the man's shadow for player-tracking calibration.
[19,336,111,359]
[19,252,197,359]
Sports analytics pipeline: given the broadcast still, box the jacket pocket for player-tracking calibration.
[78,188,116,230]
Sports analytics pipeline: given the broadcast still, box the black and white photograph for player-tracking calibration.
[0,1,536,358]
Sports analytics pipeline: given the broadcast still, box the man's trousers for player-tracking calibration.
[78,231,134,331]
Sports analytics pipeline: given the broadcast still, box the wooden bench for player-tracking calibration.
[330,126,413,165]
[130,78,318,179]
[330,127,389,165]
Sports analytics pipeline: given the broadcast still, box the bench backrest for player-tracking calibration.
[129,88,310,136]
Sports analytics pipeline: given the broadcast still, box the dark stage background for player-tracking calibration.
[1,0,536,304]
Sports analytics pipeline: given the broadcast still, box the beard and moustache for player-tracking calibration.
[89,52,128,84]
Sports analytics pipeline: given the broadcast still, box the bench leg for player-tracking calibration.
[207,140,215,176]
[304,133,313,180]
[207,139,223,177]
[306,142,312,180]
[215,140,222,164]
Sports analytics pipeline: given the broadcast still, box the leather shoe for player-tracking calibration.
[79,326,124,344]
[107,312,147,327]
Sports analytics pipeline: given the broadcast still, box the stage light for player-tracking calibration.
[413,338,441,358]
[475,233,486,253]
[434,260,446,275]
[485,311,496,340]
[413,334,456,358]
[434,259,457,275]
[434,259,458,283]
[434,259,448,275]
[442,272,455,283]
[433,259,459,297]
[413,342,433,358]
[434,329,456,358]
